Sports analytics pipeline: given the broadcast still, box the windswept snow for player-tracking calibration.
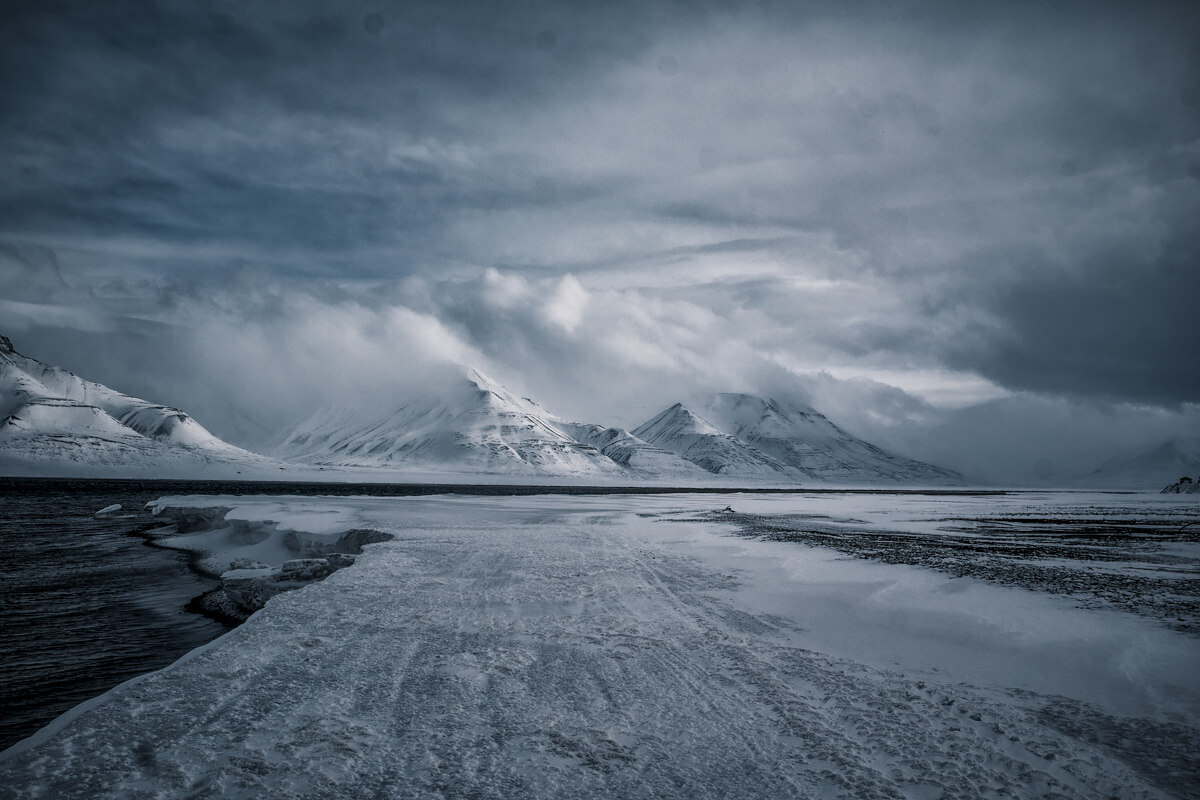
[4,491,1197,799]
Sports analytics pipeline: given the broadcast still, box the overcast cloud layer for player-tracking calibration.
[2,0,1198,483]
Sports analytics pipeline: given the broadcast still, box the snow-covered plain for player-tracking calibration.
[3,491,1198,799]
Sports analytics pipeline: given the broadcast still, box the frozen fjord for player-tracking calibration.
[3,491,1198,799]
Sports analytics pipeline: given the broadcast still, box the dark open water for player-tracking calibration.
[0,477,1003,752]
[0,481,232,751]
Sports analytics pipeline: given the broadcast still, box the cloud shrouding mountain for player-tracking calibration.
[1,0,1197,484]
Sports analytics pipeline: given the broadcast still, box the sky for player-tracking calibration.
[1,0,1198,484]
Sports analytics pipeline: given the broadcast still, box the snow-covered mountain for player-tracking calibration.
[632,403,796,477]
[634,394,963,484]
[0,336,277,476]
[703,393,962,484]
[278,367,628,479]
[1081,438,1200,490]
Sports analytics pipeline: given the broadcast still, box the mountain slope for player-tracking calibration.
[278,368,628,478]
[699,393,963,484]
[0,335,275,476]
[553,421,711,480]
[634,394,962,485]
[632,403,798,478]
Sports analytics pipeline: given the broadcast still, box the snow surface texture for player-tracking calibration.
[4,491,1198,799]
[0,337,283,478]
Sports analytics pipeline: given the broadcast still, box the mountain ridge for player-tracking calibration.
[2,336,965,484]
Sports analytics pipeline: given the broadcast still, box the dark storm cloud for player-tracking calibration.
[942,223,1200,405]
[0,0,682,267]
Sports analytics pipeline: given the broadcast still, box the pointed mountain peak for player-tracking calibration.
[0,335,14,354]
[457,365,546,416]
[634,402,724,438]
[463,365,502,392]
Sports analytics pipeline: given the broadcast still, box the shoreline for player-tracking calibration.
[2,494,394,755]
[139,498,395,623]
[132,525,246,629]
[0,490,233,753]
[0,473,1025,495]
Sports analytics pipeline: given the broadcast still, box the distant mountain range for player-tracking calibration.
[279,365,962,485]
[0,334,967,484]
[16,334,1198,488]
